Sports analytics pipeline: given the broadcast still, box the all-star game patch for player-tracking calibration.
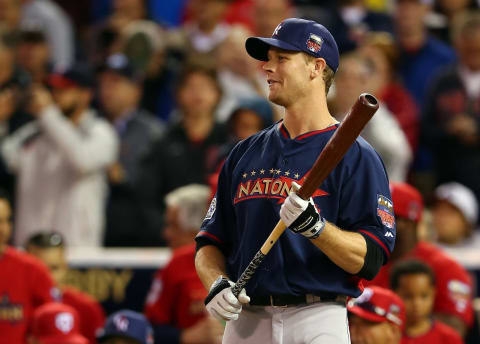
[306,33,323,53]
[377,194,394,229]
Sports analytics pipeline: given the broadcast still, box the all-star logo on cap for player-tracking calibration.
[55,312,74,333]
[306,33,323,53]
[273,23,282,36]
[113,314,129,332]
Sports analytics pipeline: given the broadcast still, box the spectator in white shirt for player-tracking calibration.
[1,64,118,247]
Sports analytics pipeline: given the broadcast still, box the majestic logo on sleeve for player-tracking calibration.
[377,195,394,229]
[0,294,24,323]
[204,197,216,220]
[234,168,328,204]
[307,33,323,53]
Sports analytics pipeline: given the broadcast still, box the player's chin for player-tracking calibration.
[268,93,286,107]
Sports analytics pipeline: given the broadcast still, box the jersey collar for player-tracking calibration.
[277,121,337,141]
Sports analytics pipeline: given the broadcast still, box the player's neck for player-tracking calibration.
[283,98,337,138]
[406,317,432,337]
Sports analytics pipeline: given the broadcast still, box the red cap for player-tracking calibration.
[390,182,423,222]
[347,286,406,329]
[32,303,88,344]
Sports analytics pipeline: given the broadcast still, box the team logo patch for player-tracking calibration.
[55,312,74,333]
[377,194,394,229]
[447,280,471,313]
[113,314,129,332]
[273,23,282,36]
[306,33,323,53]
[205,197,216,220]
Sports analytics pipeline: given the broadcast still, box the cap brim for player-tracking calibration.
[348,305,386,323]
[39,334,89,344]
[246,37,302,61]
[97,331,140,343]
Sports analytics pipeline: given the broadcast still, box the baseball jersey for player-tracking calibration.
[62,287,106,344]
[197,122,394,298]
[0,247,57,343]
[145,244,207,328]
[365,241,474,326]
[401,320,463,344]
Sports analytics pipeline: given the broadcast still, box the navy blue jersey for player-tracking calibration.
[197,122,395,298]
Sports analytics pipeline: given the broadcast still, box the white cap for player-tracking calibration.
[435,182,478,225]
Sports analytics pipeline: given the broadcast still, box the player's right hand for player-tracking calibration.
[204,276,250,321]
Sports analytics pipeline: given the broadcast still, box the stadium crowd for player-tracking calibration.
[0,0,479,343]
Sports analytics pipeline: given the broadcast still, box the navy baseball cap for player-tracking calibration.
[97,310,153,344]
[246,18,339,72]
[98,54,143,82]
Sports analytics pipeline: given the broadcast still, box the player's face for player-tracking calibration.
[30,246,68,286]
[394,274,435,327]
[0,198,12,250]
[232,110,264,140]
[263,47,313,107]
[349,315,401,344]
[432,200,468,245]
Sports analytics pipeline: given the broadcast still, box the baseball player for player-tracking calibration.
[347,286,405,344]
[195,18,395,343]
[364,182,474,337]
[0,190,59,343]
[144,185,223,344]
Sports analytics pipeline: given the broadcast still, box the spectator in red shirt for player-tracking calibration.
[390,259,463,344]
[26,232,106,344]
[348,286,405,344]
[0,189,58,343]
[29,302,88,344]
[365,182,474,337]
[145,184,224,344]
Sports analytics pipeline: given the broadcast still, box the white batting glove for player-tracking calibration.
[280,182,326,238]
[204,276,250,321]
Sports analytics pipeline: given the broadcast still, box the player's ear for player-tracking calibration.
[311,58,326,79]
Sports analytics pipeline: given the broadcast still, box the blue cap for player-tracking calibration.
[97,310,153,344]
[246,18,339,72]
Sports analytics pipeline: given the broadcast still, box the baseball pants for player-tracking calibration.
[222,301,350,344]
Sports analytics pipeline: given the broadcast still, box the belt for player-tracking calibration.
[249,293,347,307]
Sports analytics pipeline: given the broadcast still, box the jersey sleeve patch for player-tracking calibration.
[377,194,394,229]
[204,197,216,221]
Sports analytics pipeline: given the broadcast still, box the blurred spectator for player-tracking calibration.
[216,25,270,122]
[20,0,74,69]
[16,28,51,84]
[421,11,480,204]
[208,97,274,196]
[391,260,464,344]
[365,182,474,336]
[428,0,479,43]
[138,65,228,240]
[169,0,231,66]
[321,0,394,54]
[329,53,412,181]
[253,0,294,37]
[30,302,89,344]
[1,64,119,247]
[0,190,58,343]
[145,184,224,344]
[360,32,420,153]
[0,0,22,35]
[432,182,479,247]
[0,38,33,197]
[89,0,148,65]
[98,54,165,247]
[26,232,106,343]
[348,286,405,344]
[394,0,456,107]
[97,309,154,344]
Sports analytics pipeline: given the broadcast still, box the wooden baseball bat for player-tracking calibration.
[231,93,379,297]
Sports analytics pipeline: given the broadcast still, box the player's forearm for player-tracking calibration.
[311,222,367,274]
[195,245,228,290]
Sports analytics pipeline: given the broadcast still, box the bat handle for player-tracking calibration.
[232,250,266,298]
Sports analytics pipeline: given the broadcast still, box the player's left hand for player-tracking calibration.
[280,182,326,239]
